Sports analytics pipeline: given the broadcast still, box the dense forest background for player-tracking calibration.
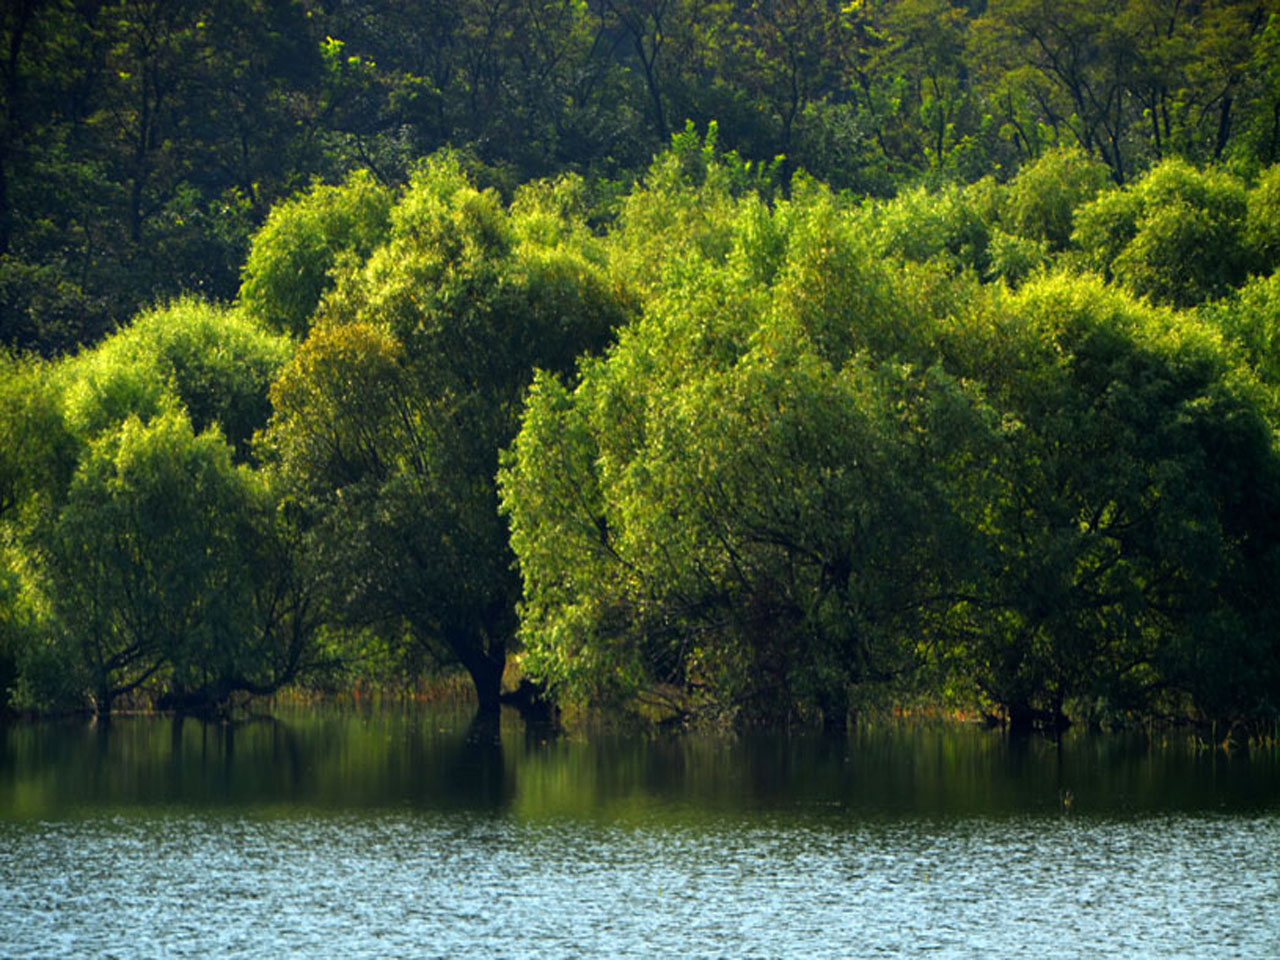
[5,0,1280,354]
[3,0,1280,734]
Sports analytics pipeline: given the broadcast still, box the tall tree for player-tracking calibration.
[973,0,1138,181]
[262,160,627,714]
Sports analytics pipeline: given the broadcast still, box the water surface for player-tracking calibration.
[1,708,1277,957]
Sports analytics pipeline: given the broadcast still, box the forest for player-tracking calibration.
[2,0,1280,733]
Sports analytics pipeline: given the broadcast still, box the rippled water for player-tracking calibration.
[1,709,1277,958]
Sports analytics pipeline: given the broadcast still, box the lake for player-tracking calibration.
[1,705,1277,958]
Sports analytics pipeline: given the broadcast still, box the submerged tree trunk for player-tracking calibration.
[1007,701,1036,737]
[92,687,114,718]
[457,641,505,717]
[500,677,559,725]
[817,686,849,737]
[1006,701,1070,736]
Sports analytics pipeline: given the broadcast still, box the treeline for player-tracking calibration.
[3,134,1280,732]
[4,0,1280,356]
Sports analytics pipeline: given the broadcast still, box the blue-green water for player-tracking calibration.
[1,708,1277,958]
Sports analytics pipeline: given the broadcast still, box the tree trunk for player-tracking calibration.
[93,685,114,718]
[817,686,849,737]
[1214,94,1233,161]
[459,645,505,716]
[500,677,559,725]
[1007,701,1036,737]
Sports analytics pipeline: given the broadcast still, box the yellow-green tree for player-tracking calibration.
[262,158,628,714]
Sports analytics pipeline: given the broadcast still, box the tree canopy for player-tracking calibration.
[6,0,1280,357]
[260,158,629,714]
[4,7,1280,735]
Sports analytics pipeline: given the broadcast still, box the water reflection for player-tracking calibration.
[3,709,1279,959]
[1,706,1276,821]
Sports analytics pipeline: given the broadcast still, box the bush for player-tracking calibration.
[239,170,394,337]
[1004,146,1111,252]
[1073,159,1252,307]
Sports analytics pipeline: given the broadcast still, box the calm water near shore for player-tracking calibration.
[1,706,1277,958]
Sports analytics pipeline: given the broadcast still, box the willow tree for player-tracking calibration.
[929,273,1280,729]
[501,181,986,729]
[261,159,628,714]
[5,300,299,714]
[45,410,312,715]
[503,168,1280,732]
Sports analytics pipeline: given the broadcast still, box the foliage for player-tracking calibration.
[1246,163,1280,273]
[864,179,997,275]
[605,122,784,299]
[503,172,1280,731]
[502,183,981,726]
[1073,159,1254,307]
[262,157,629,712]
[936,274,1280,728]
[1199,271,1280,392]
[0,352,76,525]
[7,0,1280,358]
[40,413,245,712]
[238,171,394,338]
[56,299,292,458]
[6,79,1280,732]
[0,0,322,354]
[1003,146,1111,252]
[0,351,77,711]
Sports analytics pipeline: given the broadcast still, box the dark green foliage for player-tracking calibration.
[0,0,323,355]
[8,0,1280,359]
[6,14,1280,731]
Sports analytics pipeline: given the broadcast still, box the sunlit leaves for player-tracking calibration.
[47,412,257,711]
[56,297,292,458]
[261,157,628,709]
[1073,159,1256,307]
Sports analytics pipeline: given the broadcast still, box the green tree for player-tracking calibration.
[43,412,252,714]
[57,298,292,458]
[720,0,853,176]
[0,0,322,355]
[1246,162,1280,272]
[262,157,627,714]
[26,403,320,717]
[939,273,1280,729]
[0,350,77,711]
[598,0,730,142]
[1003,145,1111,251]
[238,169,394,339]
[876,0,981,173]
[501,181,982,728]
[972,0,1137,182]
